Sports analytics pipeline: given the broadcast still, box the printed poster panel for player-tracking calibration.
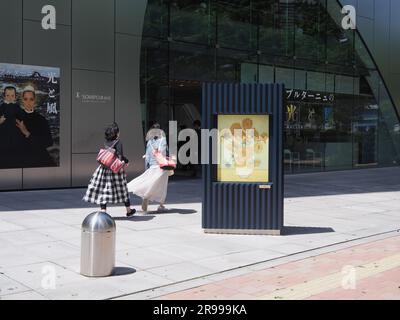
[217,114,269,182]
[0,63,60,169]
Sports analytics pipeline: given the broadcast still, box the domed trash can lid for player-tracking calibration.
[82,211,116,233]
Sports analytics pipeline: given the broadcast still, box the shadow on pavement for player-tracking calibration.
[113,215,155,222]
[282,226,335,236]
[148,208,198,215]
[0,167,399,211]
[112,267,136,277]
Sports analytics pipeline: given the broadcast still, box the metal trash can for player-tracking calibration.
[80,211,116,277]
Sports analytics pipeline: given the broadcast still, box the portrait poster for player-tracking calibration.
[0,63,60,169]
[217,114,269,183]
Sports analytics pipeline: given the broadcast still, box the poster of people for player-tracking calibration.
[0,63,60,169]
[218,114,269,183]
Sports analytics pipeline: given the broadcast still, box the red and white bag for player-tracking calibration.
[150,139,177,170]
[97,140,125,173]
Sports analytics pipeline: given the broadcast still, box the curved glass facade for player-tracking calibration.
[140,0,400,174]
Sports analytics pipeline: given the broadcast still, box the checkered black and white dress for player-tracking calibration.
[83,164,129,205]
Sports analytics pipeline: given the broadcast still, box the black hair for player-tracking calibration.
[105,122,120,141]
[3,86,17,96]
[147,122,163,140]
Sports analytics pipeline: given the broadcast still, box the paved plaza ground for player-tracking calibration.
[159,234,400,300]
[0,167,399,300]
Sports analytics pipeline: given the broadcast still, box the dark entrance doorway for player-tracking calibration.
[171,80,202,177]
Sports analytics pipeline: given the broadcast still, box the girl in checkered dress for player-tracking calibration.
[83,123,136,217]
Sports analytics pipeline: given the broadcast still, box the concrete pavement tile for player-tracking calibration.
[150,243,223,261]
[0,274,31,297]
[303,234,358,248]
[335,193,398,204]
[34,225,81,242]
[303,196,362,207]
[1,262,88,290]
[147,262,218,282]
[0,220,26,232]
[341,204,389,214]
[0,290,48,300]
[0,229,55,246]
[114,219,170,232]
[61,237,82,248]
[195,250,284,272]
[50,257,81,273]
[205,268,255,282]
[116,247,184,270]
[91,270,173,297]
[370,200,400,211]
[370,210,400,219]
[8,217,65,230]
[0,211,44,221]
[144,227,206,243]
[176,224,205,234]
[114,238,144,251]
[27,241,80,261]
[216,234,292,250]
[43,212,90,226]
[268,242,316,255]
[116,231,172,248]
[113,225,149,236]
[344,227,396,237]
[36,279,126,300]
[0,245,45,268]
[2,202,49,211]
[184,238,254,255]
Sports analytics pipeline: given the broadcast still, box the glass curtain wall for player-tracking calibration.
[140,0,400,175]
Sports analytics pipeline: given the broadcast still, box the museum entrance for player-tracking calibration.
[171,80,202,178]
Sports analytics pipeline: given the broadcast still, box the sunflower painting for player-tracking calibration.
[218,114,269,182]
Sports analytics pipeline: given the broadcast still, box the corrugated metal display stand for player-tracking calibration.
[202,83,284,235]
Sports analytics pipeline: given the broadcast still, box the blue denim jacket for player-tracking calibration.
[145,137,167,168]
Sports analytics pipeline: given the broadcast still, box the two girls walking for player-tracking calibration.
[83,122,170,215]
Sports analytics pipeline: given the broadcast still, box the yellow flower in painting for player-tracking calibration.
[255,142,264,154]
[261,132,269,142]
[254,129,260,140]
[235,155,246,167]
[242,118,253,130]
[287,104,297,122]
[230,123,242,135]
[220,128,232,140]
